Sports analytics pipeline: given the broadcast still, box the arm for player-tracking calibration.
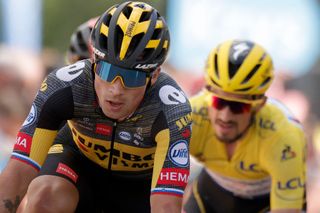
[261,129,306,212]
[0,159,38,212]
[150,194,182,213]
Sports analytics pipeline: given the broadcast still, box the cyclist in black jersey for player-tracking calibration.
[0,2,192,213]
[66,16,98,64]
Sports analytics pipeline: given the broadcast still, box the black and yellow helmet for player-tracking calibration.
[205,40,274,103]
[91,1,170,71]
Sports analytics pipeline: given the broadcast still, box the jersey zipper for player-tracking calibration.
[107,121,117,171]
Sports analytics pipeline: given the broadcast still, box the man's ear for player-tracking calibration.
[151,67,161,85]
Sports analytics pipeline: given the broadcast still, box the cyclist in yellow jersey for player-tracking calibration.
[0,2,191,213]
[183,40,306,213]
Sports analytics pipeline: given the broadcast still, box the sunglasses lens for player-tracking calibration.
[212,96,251,114]
[95,61,148,88]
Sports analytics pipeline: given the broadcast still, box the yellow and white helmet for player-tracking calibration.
[205,40,274,103]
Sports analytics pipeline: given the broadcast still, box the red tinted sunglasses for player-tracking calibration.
[211,96,252,114]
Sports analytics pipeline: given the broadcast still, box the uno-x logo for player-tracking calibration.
[159,85,187,105]
[56,61,85,82]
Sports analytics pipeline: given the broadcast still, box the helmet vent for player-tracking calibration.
[228,63,240,79]
[151,28,161,39]
[115,25,124,55]
[210,77,221,87]
[140,11,152,22]
[122,6,133,19]
[241,64,261,84]
[214,53,219,79]
[235,86,252,92]
[127,33,144,58]
[155,48,166,61]
[139,48,153,61]
[98,31,108,52]
[105,14,112,27]
[69,45,76,54]
[260,76,271,88]
[76,33,86,51]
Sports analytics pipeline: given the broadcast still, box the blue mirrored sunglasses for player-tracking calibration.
[94,60,151,88]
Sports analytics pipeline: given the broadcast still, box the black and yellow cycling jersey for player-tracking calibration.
[12,59,192,197]
[189,90,306,210]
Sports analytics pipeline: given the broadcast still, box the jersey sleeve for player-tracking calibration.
[261,127,306,210]
[150,84,192,197]
[11,63,78,171]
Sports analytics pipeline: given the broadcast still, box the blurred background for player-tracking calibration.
[0,0,320,211]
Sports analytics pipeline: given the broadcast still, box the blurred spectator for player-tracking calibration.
[0,45,45,172]
[0,45,45,105]
[41,47,65,75]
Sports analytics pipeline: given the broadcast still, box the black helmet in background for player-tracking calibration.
[66,17,98,64]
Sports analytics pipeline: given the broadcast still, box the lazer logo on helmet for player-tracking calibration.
[135,63,158,70]
[93,47,105,58]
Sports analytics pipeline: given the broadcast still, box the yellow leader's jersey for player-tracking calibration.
[190,91,306,210]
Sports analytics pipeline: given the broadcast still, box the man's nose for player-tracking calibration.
[110,76,125,93]
[218,105,234,119]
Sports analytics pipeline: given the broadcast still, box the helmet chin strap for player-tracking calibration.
[218,114,255,144]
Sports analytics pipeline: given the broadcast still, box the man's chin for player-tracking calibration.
[216,135,238,144]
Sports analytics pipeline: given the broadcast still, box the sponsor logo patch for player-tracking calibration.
[158,168,189,187]
[14,132,32,154]
[176,113,192,130]
[40,78,48,92]
[135,63,158,70]
[56,163,78,183]
[159,85,187,105]
[169,140,189,167]
[48,144,64,154]
[22,104,37,127]
[95,123,112,136]
[277,177,305,190]
[119,131,131,141]
[281,145,296,161]
[56,62,84,82]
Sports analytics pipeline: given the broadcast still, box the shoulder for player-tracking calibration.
[189,90,210,121]
[256,98,306,148]
[258,98,303,131]
[45,59,92,87]
[150,72,191,111]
